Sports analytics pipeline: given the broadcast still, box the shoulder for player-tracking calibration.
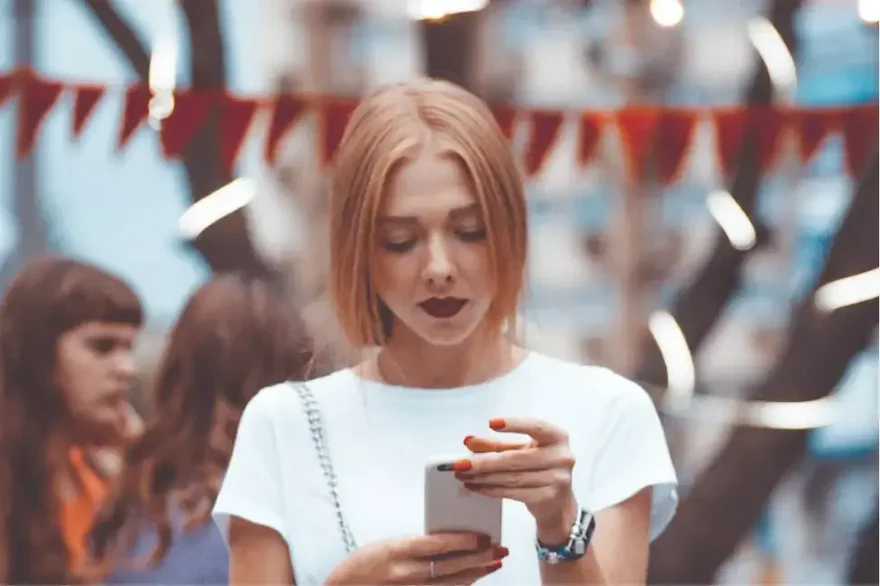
[523,352,653,414]
[242,368,357,422]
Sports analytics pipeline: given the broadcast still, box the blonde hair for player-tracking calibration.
[329,79,527,348]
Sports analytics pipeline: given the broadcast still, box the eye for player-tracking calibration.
[382,239,417,253]
[456,228,487,243]
[88,337,116,354]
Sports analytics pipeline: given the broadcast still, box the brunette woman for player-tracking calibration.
[215,79,678,586]
[0,257,144,585]
[88,274,313,585]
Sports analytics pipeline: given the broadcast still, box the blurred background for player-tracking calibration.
[0,0,877,583]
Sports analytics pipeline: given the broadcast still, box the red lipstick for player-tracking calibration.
[419,297,467,319]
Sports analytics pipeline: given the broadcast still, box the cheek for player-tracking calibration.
[55,348,99,406]
[374,254,420,297]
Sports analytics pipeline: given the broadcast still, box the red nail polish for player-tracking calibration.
[453,459,472,472]
[489,418,505,430]
[492,546,509,559]
[486,560,503,572]
[463,435,475,446]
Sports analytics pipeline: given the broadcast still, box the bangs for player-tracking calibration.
[52,266,144,331]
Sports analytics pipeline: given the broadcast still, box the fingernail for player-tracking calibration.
[452,459,472,472]
[489,418,505,430]
[492,546,509,559]
[476,534,492,550]
[486,560,503,572]
[463,435,475,446]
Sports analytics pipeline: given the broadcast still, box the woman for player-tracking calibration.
[87,274,314,584]
[214,79,678,585]
[0,257,144,585]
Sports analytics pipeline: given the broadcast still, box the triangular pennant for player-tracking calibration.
[654,108,697,185]
[16,73,64,158]
[576,112,604,168]
[617,107,660,181]
[791,107,840,164]
[712,108,748,181]
[749,106,786,174]
[160,90,213,159]
[220,96,259,170]
[321,99,357,166]
[118,84,151,150]
[490,104,517,140]
[264,94,306,164]
[0,71,18,109]
[841,104,878,177]
[524,110,564,177]
[72,85,105,139]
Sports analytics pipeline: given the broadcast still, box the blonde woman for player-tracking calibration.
[214,80,678,586]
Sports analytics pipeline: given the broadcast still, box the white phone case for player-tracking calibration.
[424,455,503,545]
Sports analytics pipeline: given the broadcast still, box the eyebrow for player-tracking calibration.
[378,203,481,224]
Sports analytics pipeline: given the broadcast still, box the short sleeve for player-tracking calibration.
[212,390,286,543]
[585,373,678,541]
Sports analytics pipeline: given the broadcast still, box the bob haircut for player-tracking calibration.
[329,78,528,348]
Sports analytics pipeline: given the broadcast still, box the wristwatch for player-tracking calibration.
[535,506,596,565]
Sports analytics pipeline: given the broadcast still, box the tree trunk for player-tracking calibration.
[0,0,51,287]
[636,0,804,388]
[648,151,880,584]
[419,9,485,91]
[81,0,272,277]
[847,506,879,585]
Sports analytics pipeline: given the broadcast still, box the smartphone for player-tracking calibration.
[424,456,503,545]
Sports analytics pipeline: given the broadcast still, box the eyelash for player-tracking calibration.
[382,229,487,253]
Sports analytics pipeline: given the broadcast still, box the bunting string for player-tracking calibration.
[1,68,877,182]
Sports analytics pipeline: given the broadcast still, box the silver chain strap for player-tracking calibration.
[294,383,358,554]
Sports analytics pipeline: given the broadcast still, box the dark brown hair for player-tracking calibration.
[87,274,313,578]
[0,256,144,585]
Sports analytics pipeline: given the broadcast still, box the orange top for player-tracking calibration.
[59,447,109,570]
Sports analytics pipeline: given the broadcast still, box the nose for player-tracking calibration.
[422,233,456,287]
[114,350,137,382]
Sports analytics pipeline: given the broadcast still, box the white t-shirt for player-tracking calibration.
[213,352,678,586]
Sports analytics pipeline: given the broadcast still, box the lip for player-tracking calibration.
[419,297,468,319]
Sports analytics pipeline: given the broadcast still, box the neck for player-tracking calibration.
[376,328,513,389]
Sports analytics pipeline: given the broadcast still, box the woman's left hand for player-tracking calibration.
[454,417,577,535]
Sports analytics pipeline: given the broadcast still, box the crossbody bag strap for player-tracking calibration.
[293,383,358,554]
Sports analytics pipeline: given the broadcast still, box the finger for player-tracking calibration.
[399,533,489,558]
[415,546,507,582]
[464,436,531,453]
[489,417,568,446]
[455,446,573,476]
[429,559,504,585]
[457,469,563,488]
[463,484,556,502]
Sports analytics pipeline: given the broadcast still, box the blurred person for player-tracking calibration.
[87,274,314,585]
[214,79,678,586]
[0,257,144,585]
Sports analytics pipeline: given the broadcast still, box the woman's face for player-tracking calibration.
[54,321,139,445]
[373,141,495,347]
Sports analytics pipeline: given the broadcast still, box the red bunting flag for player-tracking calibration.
[118,84,151,150]
[576,112,604,168]
[792,107,840,164]
[17,73,63,158]
[713,108,747,180]
[221,96,260,170]
[264,94,306,164]
[617,107,660,182]
[841,104,878,177]
[524,110,564,177]
[72,85,105,139]
[654,109,697,185]
[490,104,517,140]
[749,107,786,174]
[0,72,17,109]
[321,99,357,166]
[160,90,213,159]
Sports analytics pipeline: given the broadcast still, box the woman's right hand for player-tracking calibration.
[324,532,507,585]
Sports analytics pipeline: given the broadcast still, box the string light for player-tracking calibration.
[649,0,684,28]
